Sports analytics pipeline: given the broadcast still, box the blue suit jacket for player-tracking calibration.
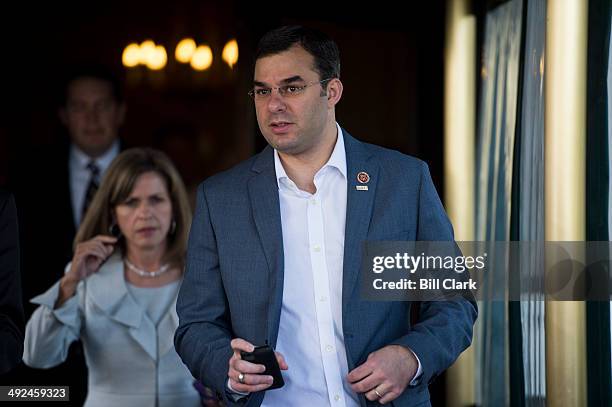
[175,131,477,407]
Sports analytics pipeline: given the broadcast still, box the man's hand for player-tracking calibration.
[347,345,418,404]
[227,338,289,394]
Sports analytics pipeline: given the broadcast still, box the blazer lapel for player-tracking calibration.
[60,154,77,236]
[87,253,157,361]
[341,132,379,313]
[158,294,179,358]
[248,147,285,347]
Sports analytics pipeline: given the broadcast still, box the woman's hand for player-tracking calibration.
[56,235,117,307]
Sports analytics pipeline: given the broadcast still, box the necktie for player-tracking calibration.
[81,161,100,220]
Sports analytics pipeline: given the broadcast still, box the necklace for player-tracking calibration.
[124,258,170,278]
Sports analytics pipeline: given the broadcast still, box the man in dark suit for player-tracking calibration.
[0,190,24,375]
[175,26,477,407]
[6,66,125,405]
[16,66,126,305]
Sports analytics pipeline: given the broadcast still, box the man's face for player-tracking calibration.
[253,45,331,156]
[60,77,125,158]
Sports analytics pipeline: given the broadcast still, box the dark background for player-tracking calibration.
[0,0,447,197]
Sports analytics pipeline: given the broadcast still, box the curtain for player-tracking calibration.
[475,0,523,405]
[517,0,546,405]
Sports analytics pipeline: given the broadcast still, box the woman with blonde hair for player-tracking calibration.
[24,148,202,407]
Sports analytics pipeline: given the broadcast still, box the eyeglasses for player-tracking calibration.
[248,78,332,100]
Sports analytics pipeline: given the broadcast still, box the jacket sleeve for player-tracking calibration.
[391,161,478,386]
[174,183,234,401]
[23,273,84,369]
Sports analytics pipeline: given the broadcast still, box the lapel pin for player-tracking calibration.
[356,171,369,190]
[357,172,370,183]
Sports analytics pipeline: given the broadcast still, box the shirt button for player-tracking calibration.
[326,345,334,352]
[310,198,317,205]
[334,394,341,401]
[313,245,321,252]
[319,296,327,302]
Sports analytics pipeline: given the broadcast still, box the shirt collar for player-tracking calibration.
[274,123,347,183]
[70,140,120,173]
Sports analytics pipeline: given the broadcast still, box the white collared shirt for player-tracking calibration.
[261,124,359,407]
[69,141,119,227]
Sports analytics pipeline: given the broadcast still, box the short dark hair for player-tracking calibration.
[255,25,341,81]
[60,64,123,106]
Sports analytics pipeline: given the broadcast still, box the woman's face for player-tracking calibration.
[114,171,173,253]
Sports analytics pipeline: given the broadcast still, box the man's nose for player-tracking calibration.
[84,108,100,123]
[266,90,287,113]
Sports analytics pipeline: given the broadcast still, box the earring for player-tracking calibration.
[108,223,121,238]
[170,220,176,235]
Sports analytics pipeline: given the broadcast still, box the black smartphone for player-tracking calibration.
[240,345,285,390]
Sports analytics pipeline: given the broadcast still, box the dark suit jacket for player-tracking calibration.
[12,144,76,310]
[12,141,124,312]
[175,131,478,407]
[6,142,122,405]
[0,190,24,374]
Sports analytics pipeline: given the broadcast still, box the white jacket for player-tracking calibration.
[24,253,201,407]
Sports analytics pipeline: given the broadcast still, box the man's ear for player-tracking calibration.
[326,78,343,108]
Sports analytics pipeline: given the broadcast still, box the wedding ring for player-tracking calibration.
[238,372,245,384]
[374,389,382,398]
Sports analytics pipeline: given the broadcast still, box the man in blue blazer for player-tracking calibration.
[175,26,477,407]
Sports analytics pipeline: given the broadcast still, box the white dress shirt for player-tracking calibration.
[261,124,358,407]
[69,141,119,227]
